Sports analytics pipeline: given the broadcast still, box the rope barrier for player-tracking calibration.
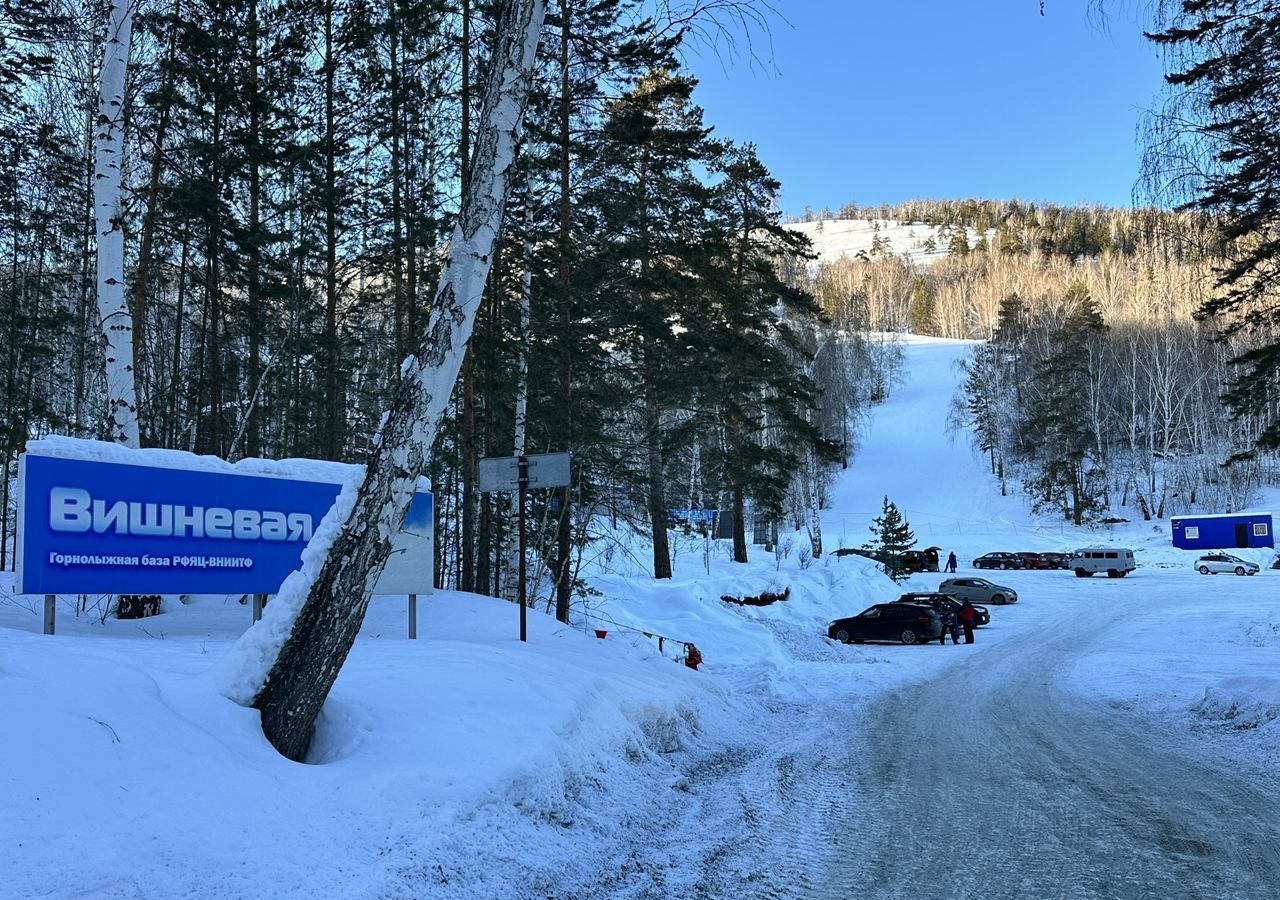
[580,608,702,669]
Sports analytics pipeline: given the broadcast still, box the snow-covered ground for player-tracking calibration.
[4,336,1280,898]
[784,218,993,269]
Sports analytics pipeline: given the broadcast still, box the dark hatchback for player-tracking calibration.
[829,603,942,645]
[973,552,1024,570]
[1039,552,1072,570]
[893,592,990,627]
[1014,552,1056,570]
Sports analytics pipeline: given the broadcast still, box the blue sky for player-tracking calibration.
[681,2,1168,214]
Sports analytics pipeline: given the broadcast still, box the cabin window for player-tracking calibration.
[1254,523,1269,537]
[1185,526,1199,539]
[1105,552,1118,559]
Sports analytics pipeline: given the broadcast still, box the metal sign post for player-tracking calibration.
[478,452,571,642]
[408,593,417,639]
[43,594,55,635]
[518,457,528,643]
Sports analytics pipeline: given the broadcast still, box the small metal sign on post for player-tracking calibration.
[478,452,571,642]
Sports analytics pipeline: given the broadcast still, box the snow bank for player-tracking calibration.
[1192,677,1280,731]
[0,591,721,899]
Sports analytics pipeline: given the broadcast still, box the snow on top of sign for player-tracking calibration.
[1170,511,1273,521]
[26,435,431,491]
[27,435,356,484]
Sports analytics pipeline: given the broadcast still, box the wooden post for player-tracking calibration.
[43,594,55,635]
[408,592,417,639]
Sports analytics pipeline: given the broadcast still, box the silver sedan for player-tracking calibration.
[1195,553,1259,576]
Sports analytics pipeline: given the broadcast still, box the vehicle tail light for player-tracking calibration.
[917,616,932,623]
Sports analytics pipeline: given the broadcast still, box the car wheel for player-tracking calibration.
[1000,562,1009,569]
[991,594,1006,605]
[1107,569,1120,578]
[835,628,851,643]
[1198,566,1210,575]
[1075,568,1091,578]
[900,628,918,645]
[1235,566,1246,576]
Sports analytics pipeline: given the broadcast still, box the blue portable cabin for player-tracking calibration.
[1171,512,1274,550]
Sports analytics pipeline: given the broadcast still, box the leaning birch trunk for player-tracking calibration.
[233,0,546,761]
[93,0,140,448]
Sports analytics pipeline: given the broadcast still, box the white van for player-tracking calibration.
[1071,548,1136,578]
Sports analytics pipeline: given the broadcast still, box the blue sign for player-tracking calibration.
[17,454,431,595]
[667,508,716,525]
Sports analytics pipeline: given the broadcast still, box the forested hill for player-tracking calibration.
[783,201,1275,527]
[790,199,1219,261]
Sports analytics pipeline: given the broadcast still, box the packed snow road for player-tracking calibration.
[841,580,1280,900]
[604,568,1280,900]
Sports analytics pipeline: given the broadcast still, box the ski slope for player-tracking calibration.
[819,337,1039,547]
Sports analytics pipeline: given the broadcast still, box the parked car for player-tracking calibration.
[1040,552,1072,570]
[902,546,942,573]
[1195,553,1259,576]
[939,576,1019,605]
[973,552,1024,570]
[1071,547,1136,578]
[1014,552,1055,570]
[894,592,990,626]
[828,603,942,645]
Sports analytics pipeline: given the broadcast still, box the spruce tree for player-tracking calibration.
[907,276,935,335]
[865,495,915,581]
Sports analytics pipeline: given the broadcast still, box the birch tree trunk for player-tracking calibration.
[504,209,532,601]
[93,0,140,448]
[237,0,547,761]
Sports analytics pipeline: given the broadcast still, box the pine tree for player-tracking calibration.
[695,142,839,563]
[579,67,713,579]
[865,495,915,581]
[1018,285,1108,525]
[1146,5,1280,456]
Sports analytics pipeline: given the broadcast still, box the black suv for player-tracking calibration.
[828,603,942,645]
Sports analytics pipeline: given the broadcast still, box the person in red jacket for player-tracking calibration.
[958,600,976,644]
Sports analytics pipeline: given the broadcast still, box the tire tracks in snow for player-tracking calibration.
[581,596,1280,899]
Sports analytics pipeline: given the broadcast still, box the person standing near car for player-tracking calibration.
[945,551,958,573]
[933,598,959,645]
[958,600,976,644]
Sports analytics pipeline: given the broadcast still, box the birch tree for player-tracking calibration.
[223,0,548,761]
[93,0,140,448]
